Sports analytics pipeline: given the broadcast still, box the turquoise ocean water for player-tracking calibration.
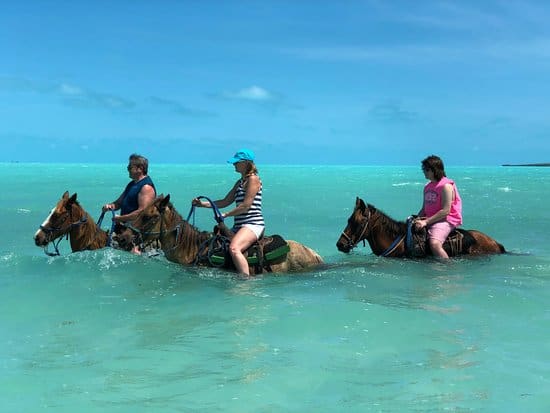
[1,162,549,412]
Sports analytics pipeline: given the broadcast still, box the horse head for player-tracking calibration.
[336,197,371,253]
[117,194,173,248]
[34,191,81,247]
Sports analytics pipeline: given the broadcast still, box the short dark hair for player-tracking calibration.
[421,155,446,180]
[129,154,149,174]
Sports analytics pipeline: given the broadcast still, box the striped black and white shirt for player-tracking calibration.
[234,177,265,229]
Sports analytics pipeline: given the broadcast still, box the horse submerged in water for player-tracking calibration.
[33,191,116,255]
[115,194,324,274]
[336,197,505,258]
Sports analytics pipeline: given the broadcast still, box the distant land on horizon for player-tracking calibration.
[2,160,550,167]
[502,163,550,167]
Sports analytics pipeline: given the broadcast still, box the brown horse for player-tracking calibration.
[336,197,505,258]
[34,191,113,255]
[117,194,324,274]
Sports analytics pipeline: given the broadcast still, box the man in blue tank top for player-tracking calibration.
[103,154,156,251]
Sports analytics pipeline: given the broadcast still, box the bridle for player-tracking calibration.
[39,207,88,256]
[123,204,179,250]
[340,206,409,257]
[340,207,371,251]
[124,214,163,240]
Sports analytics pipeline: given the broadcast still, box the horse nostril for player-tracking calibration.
[336,239,352,253]
[34,233,45,246]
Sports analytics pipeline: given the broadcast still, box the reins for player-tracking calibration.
[123,197,222,259]
[120,195,231,266]
[340,206,406,257]
[380,234,406,257]
[42,208,118,256]
[186,196,230,266]
[340,208,371,250]
[186,196,225,224]
[122,217,166,252]
[96,209,116,246]
[43,235,66,257]
[41,212,88,256]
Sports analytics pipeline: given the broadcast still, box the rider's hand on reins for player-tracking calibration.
[415,219,427,230]
[192,198,204,207]
[102,203,115,212]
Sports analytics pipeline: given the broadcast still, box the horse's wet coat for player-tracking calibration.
[34,191,111,253]
[336,197,505,258]
[119,194,324,274]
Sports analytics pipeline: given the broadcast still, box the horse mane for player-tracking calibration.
[64,196,107,250]
[168,202,210,239]
[368,203,407,238]
[161,199,211,263]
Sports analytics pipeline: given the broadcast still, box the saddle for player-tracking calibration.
[406,217,467,258]
[202,223,291,273]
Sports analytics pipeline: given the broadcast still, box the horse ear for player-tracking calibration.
[160,194,171,209]
[68,193,78,204]
[357,198,367,213]
[62,191,70,199]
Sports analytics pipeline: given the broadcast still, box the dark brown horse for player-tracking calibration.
[336,197,505,258]
[117,194,324,274]
[34,191,113,255]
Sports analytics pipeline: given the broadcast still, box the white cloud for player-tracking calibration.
[59,83,83,96]
[226,86,273,101]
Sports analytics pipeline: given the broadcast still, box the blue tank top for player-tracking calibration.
[121,176,156,215]
[234,177,264,229]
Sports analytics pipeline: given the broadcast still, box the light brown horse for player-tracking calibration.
[336,197,505,258]
[117,194,324,274]
[34,191,112,255]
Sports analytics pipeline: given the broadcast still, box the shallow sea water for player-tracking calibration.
[1,163,549,412]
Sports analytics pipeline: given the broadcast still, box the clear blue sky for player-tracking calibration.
[2,0,549,165]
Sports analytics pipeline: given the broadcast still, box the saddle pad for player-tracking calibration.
[209,235,290,266]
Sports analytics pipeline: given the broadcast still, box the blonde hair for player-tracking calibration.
[243,160,258,176]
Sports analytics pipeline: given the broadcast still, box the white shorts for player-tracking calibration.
[236,224,265,240]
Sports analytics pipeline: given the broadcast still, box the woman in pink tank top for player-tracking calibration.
[415,155,463,259]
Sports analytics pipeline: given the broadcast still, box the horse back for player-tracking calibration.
[459,229,506,254]
[409,227,504,257]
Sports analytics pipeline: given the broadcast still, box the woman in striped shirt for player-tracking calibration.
[192,149,265,276]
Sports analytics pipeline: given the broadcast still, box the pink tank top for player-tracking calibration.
[423,177,462,226]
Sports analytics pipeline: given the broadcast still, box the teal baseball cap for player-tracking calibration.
[227,148,255,164]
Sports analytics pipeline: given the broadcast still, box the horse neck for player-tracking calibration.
[367,208,407,256]
[160,207,211,264]
[68,207,105,251]
[69,205,91,252]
